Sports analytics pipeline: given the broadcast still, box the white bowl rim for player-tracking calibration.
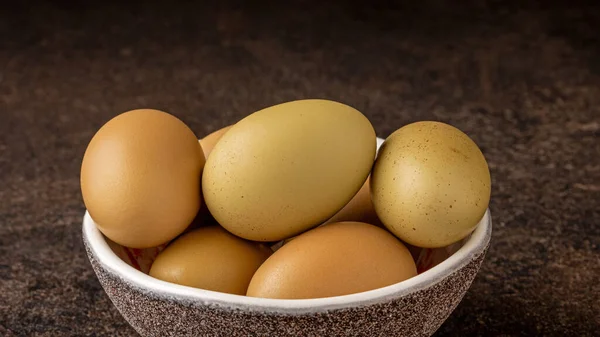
[82,137,492,314]
[83,209,490,313]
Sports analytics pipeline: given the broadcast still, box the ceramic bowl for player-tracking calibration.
[83,208,491,337]
[82,136,492,336]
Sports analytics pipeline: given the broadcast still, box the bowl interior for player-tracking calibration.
[103,225,468,276]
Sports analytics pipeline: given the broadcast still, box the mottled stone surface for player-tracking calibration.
[1,1,599,336]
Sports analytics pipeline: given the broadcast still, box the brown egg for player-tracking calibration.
[199,125,233,159]
[325,175,382,226]
[81,109,205,248]
[247,222,417,299]
[149,226,272,295]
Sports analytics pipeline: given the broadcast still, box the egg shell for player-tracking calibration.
[325,175,382,227]
[278,176,383,248]
[80,109,205,248]
[202,99,376,242]
[371,121,491,248]
[199,125,233,159]
[197,125,234,224]
[246,221,417,299]
[149,226,272,295]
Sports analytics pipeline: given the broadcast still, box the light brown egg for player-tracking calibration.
[199,125,233,159]
[203,99,376,242]
[246,222,417,299]
[81,109,205,248]
[149,226,272,295]
[371,121,491,248]
[279,177,382,249]
[277,174,381,251]
[197,125,234,224]
[325,175,382,226]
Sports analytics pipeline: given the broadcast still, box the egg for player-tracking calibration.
[371,121,491,248]
[276,175,381,249]
[202,99,376,241]
[196,125,234,224]
[277,176,380,250]
[199,125,232,159]
[149,226,272,295]
[246,221,416,299]
[325,175,382,226]
[325,137,385,226]
[81,109,205,248]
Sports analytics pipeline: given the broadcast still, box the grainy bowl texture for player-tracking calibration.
[83,210,491,337]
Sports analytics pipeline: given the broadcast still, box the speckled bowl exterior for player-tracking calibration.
[83,208,491,337]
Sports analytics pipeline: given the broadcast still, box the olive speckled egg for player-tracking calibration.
[81,109,205,248]
[371,121,491,248]
[202,99,376,242]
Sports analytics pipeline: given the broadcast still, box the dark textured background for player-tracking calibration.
[1,1,599,336]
